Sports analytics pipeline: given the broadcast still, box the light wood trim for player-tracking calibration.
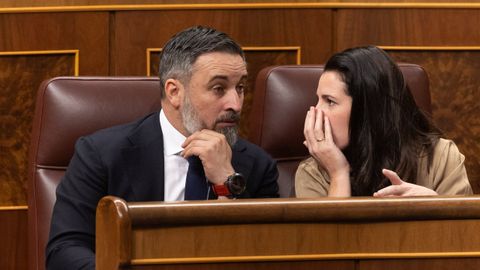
[127,196,480,226]
[146,46,301,76]
[146,48,160,77]
[0,205,28,211]
[74,50,80,75]
[0,49,80,75]
[97,196,480,269]
[243,46,302,65]
[96,196,131,269]
[131,251,480,265]
[3,3,480,14]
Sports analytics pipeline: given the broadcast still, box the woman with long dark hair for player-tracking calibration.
[295,46,472,197]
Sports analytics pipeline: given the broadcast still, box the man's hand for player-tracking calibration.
[181,129,234,185]
[374,169,438,197]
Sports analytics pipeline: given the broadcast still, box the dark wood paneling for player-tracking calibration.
[359,258,480,270]
[0,53,75,206]
[0,12,109,75]
[0,208,27,270]
[113,9,332,76]
[0,12,109,206]
[336,9,480,49]
[388,50,480,194]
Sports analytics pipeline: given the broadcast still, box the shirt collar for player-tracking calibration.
[160,109,186,156]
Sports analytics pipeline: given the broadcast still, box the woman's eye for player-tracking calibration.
[323,97,336,106]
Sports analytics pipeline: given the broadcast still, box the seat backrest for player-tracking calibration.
[27,77,162,270]
[249,64,431,198]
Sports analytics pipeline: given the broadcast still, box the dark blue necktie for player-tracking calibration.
[185,156,209,200]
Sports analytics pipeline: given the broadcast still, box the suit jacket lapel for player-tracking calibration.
[122,112,165,201]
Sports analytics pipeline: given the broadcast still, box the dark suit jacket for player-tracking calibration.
[46,112,279,270]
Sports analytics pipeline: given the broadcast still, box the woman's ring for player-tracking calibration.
[316,138,325,142]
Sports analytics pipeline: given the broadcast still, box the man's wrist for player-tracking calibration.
[212,182,231,197]
[209,168,235,185]
[211,172,246,198]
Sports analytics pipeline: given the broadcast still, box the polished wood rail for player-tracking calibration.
[96,196,480,270]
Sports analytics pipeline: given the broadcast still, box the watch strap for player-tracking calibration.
[212,183,231,197]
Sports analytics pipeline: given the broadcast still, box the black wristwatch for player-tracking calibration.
[212,172,246,198]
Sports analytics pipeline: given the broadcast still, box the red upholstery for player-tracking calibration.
[249,64,431,198]
[27,77,161,270]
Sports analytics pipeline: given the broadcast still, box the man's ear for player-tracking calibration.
[164,79,183,108]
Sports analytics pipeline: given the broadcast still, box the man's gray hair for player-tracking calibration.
[159,26,245,99]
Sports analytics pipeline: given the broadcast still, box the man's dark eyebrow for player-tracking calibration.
[207,75,228,83]
[207,74,248,84]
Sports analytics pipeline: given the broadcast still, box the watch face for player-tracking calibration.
[227,173,246,195]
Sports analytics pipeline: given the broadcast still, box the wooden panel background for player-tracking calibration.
[387,50,480,193]
[0,12,109,206]
[0,2,480,270]
[112,9,332,76]
[0,52,76,205]
[335,9,480,48]
[0,207,28,270]
[358,258,480,270]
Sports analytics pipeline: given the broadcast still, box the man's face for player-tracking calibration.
[180,52,247,146]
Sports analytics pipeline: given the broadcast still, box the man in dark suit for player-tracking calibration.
[46,26,279,270]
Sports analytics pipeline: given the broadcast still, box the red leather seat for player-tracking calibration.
[249,64,431,197]
[27,76,161,270]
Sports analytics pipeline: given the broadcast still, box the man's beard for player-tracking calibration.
[181,94,240,147]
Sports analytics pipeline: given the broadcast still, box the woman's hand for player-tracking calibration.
[304,106,351,196]
[374,169,438,197]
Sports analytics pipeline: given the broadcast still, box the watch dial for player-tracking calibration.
[229,174,246,195]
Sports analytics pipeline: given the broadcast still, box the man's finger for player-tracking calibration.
[182,129,223,148]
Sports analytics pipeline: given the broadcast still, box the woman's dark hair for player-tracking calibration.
[324,46,441,196]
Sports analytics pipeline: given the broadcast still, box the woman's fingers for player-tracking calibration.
[304,107,315,143]
[313,107,324,141]
[323,114,333,142]
[382,168,403,185]
[375,169,438,197]
[304,106,324,145]
[374,185,406,197]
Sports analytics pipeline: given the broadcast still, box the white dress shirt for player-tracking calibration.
[160,110,189,202]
